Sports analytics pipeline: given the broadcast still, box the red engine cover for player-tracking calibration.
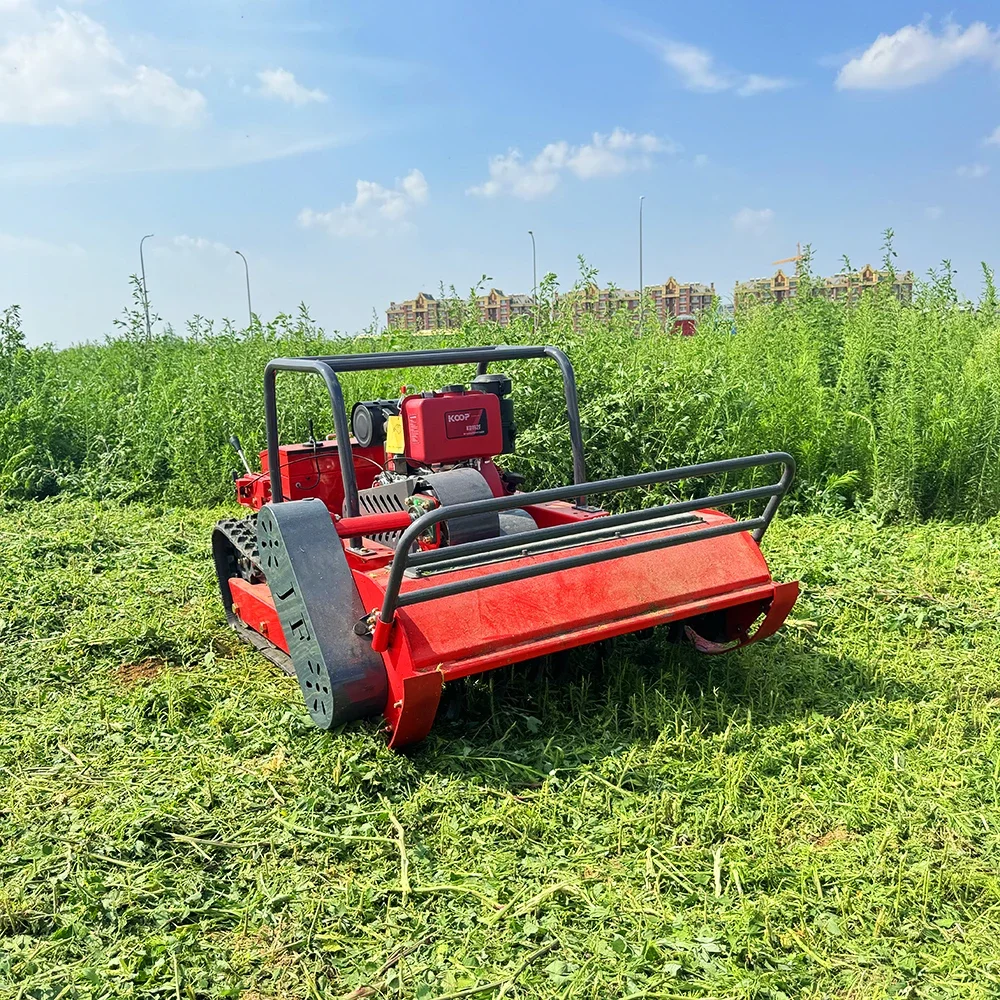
[401,389,502,464]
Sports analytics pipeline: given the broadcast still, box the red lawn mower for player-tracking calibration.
[213,345,798,748]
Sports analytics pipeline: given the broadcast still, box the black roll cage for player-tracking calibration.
[264,345,587,527]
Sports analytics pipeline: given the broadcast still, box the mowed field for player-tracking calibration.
[3,498,1000,999]
[5,265,1000,997]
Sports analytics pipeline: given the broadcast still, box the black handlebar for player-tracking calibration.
[375,451,795,634]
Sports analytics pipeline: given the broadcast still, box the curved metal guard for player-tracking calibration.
[686,580,800,653]
[256,499,387,728]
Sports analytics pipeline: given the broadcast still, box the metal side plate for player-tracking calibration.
[256,499,387,729]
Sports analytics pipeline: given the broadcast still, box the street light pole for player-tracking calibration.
[139,233,154,340]
[528,230,537,335]
[235,250,252,327]
[638,196,645,334]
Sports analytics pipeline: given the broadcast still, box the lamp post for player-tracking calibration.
[235,250,252,327]
[528,230,537,335]
[139,233,154,340]
[638,196,645,334]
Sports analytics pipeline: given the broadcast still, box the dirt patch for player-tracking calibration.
[813,827,851,850]
[114,657,167,686]
[212,634,241,658]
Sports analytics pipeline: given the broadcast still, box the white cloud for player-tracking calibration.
[468,128,676,200]
[256,68,327,105]
[737,73,792,97]
[569,128,671,177]
[399,168,429,203]
[0,231,84,256]
[658,39,731,92]
[693,153,709,168]
[925,206,944,220]
[0,8,206,125]
[299,168,428,237]
[623,31,791,98]
[984,125,1000,146]
[732,207,774,234]
[154,235,231,255]
[957,163,990,179]
[467,149,560,200]
[836,21,1000,90]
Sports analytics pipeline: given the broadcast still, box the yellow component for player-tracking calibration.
[772,242,805,271]
[385,414,405,455]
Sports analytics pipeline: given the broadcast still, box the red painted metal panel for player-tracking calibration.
[385,670,443,749]
[401,390,502,464]
[435,582,777,682]
[351,510,773,679]
[229,578,288,652]
[236,441,385,513]
[522,500,606,528]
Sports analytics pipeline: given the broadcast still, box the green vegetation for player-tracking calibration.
[2,498,1000,998]
[4,247,1000,996]
[3,251,1000,521]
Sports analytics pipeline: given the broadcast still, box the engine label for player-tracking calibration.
[445,407,489,439]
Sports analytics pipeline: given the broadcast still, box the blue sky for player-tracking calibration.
[3,0,1000,346]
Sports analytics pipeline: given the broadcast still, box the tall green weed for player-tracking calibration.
[3,263,1000,521]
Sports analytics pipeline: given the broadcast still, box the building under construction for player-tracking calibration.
[387,278,715,332]
[385,289,533,332]
[735,264,914,307]
[734,247,914,307]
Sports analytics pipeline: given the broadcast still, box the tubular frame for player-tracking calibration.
[376,451,795,630]
[263,345,588,520]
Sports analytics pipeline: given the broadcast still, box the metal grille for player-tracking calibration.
[358,480,416,547]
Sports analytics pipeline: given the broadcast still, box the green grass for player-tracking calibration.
[4,259,1000,522]
[4,253,1000,996]
[3,497,1000,998]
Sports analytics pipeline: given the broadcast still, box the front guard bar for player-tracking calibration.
[370,452,795,651]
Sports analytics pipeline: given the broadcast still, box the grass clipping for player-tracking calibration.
[2,498,1000,997]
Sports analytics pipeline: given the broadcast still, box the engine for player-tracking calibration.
[351,374,531,549]
[232,372,534,549]
[350,374,515,468]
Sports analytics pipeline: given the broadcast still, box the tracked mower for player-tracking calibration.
[213,345,799,747]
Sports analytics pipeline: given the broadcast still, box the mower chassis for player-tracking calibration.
[215,344,799,748]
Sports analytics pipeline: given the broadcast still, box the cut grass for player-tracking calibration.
[2,498,1000,998]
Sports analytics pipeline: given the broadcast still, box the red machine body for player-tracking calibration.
[213,345,799,749]
[234,440,384,511]
[228,511,797,747]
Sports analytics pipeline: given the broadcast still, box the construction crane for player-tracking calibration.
[773,243,804,271]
